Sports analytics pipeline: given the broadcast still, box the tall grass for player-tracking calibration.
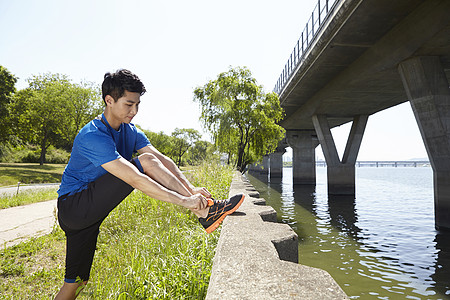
[0,161,235,299]
[86,195,217,299]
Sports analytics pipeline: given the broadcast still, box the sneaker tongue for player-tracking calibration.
[207,199,214,207]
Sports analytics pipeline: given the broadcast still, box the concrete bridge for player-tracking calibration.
[261,0,450,230]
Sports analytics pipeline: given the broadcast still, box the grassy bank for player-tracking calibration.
[0,188,58,209]
[0,161,235,299]
[0,163,65,187]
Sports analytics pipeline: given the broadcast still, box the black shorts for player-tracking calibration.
[57,158,143,283]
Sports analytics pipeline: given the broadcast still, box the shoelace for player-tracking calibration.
[207,198,227,207]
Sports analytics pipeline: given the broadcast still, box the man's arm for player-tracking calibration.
[101,157,207,210]
[137,145,211,198]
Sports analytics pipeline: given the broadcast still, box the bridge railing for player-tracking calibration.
[274,0,341,95]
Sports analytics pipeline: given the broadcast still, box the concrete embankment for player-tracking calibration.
[206,172,348,299]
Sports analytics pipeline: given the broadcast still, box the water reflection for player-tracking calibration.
[292,185,316,211]
[434,231,450,297]
[247,167,450,299]
[327,195,360,238]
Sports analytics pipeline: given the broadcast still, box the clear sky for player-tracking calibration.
[0,0,428,161]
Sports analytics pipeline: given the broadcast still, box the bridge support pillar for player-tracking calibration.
[269,147,286,178]
[286,130,318,185]
[398,56,450,231]
[312,114,368,195]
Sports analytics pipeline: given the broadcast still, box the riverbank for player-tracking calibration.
[207,171,348,299]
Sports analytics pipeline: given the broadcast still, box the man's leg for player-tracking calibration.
[58,171,135,230]
[56,168,137,299]
[54,218,102,300]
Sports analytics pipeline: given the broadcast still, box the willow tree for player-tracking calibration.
[194,66,285,172]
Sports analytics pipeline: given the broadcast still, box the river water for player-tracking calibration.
[246,166,450,299]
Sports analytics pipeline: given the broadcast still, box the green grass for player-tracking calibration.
[0,188,58,209]
[0,162,62,209]
[0,161,235,299]
[0,224,66,298]
[0,163,65,187]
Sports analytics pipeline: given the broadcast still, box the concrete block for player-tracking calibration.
[251,198,266,206]
[247,191,260,198]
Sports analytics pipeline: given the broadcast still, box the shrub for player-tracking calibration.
[45,146,70,164]
[0,144,70,164]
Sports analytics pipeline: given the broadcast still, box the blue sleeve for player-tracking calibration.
[135,127,152,151]
[78,131,121,167]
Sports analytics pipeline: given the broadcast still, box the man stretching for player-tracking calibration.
[54,69,244,299]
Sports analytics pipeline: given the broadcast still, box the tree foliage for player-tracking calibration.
[187,140,216,165]
[141,128,207,166]
[171,128,201,166]
[0,65,18,144]
[194,66,285,171]
[8,73,102,164]
[58,81,103,148]
[141,129,175,158]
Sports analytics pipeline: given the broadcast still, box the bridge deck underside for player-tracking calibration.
[279,0,450,130]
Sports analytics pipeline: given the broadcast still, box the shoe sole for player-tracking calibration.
[205,194,245,234]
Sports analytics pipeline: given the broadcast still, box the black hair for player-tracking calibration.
[101,69,146,103]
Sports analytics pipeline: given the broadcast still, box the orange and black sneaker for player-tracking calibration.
[199,193,245,234]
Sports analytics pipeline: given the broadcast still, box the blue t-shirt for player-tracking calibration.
[57,114,151,197]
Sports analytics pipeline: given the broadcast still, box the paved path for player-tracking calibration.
[0,199,58,248]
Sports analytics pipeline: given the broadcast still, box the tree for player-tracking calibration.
[141,128,210,166]
[141,129,176,159]
[0,65,18,145]
[194,66,285,172]
[187,140,216,165]
[13,74,71,164]
[171,128,201,166]
[9,73,102,164]
[58,81,103,150]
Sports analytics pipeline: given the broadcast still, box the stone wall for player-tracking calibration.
[206,172,349,299]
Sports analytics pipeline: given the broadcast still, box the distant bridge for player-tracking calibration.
[255,0,450,230]
[316,161,431,168]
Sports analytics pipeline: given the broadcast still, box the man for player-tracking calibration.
[54,69,244,299]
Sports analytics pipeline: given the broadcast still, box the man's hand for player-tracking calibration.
[183,193,209,211]
[192,187,212,199]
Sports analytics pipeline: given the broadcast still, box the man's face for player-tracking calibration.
[106,90,141,124]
